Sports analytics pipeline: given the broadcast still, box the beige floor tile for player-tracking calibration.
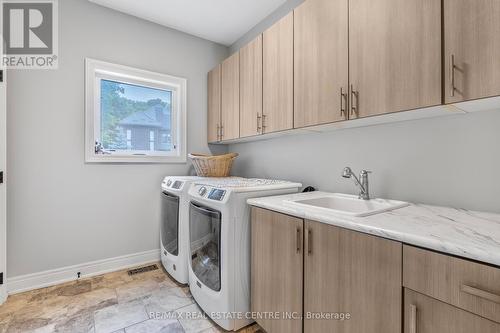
[125,318,184,333]
[52,310,95,333]
[90,271,133,291]
[5,317,52,333]
[0,265,260,333]
[116,279,160,303]
[65,287,118,317]
[175,303,213,333]
[94,299,148,333]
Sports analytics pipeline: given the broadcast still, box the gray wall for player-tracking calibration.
[229,0,304,53]
[229,0,500,213]
[7,0,228,277]
[230,111,500,213]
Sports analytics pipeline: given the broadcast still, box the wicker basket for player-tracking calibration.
[188,153,239,177]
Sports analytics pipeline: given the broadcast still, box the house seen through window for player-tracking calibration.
[100,80,173,153]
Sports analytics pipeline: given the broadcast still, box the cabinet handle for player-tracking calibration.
[450,54,456,98]
[340,87,347,118]
[220,125,224,140]
[307,229,312,256]
[296,227,301,254]
[262,114,267,133]
[257,114,262,133]
[350,85,358,118]
[409,304,417,333]
[216,124,221,141]
[461,284,500,304]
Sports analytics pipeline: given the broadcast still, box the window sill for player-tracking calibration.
[85,154,187,164]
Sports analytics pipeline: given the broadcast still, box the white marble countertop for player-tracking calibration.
[247,191,500,267]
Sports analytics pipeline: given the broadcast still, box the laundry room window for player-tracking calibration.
[85,59,187,163]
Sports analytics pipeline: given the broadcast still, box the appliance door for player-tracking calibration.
[189,201,222,292]
[161,191,180,256]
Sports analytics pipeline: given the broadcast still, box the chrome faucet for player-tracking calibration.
[342,167,371,200]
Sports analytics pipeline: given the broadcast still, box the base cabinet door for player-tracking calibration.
[251,207,303,333]
[404,289,500,333]
[304,220,402,333]
[445,0,500,103]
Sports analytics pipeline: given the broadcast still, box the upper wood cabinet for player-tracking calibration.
[349,0,442,119]
[251,207,303,333]
[207,65,221,143]
[294,0,349,128]
[263,13,294,134]
[304,220,402,333]
[240,35,263,138]
[445,0,500,103]
[221,52,240,141]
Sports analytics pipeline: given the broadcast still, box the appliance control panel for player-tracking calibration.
[163,179,184,190]
[208,189,226,201]
[198,186,207,196]
[172,181,183,189]
[192,185,228,202]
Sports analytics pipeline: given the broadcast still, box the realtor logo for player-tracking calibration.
[2,0,58,69]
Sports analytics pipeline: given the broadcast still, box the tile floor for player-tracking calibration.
[0,264,263,333]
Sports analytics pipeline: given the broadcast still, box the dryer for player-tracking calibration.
[161,176,205,284]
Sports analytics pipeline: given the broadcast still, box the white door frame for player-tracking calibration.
[0,0,7,304]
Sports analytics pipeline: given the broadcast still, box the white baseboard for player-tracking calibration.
[7,249,161,295]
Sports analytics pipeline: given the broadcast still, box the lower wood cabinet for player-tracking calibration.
[251,207,500,333]
[251,207,303,333]
[304,220,402,333]
[251,207,402,333]
[403,245,500,323]
[404,288,500,333]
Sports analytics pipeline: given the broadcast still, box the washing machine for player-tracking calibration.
[160,176,243,284]
[187,178,302,331]
[160,176,205,284]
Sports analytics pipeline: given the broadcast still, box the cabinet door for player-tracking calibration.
[349,0,441,118]
[207,65,221,143]
[304,221,402,333]
[240,36,263,138]
[263,13,293,134]
[294,0,349,128]
[221,52,240,141]
[445,0,500,103]
[404,289,500,333]
[251,208,303,333]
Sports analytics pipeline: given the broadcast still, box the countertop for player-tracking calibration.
[247,191,500,267]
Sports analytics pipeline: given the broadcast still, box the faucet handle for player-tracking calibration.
[360,170,372,176]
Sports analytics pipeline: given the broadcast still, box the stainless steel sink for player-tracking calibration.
[284,193,409,217]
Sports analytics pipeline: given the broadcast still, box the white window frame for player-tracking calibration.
[85,58,187,163]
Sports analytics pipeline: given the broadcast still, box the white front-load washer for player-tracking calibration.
[187,178,302,331]
[161,176,204,284]
[160,176,242,284]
